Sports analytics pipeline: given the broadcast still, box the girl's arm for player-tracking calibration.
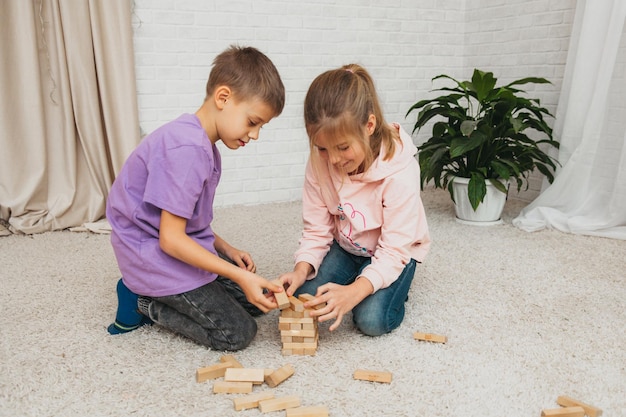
[159,209,281,312]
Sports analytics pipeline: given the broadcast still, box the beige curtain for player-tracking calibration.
[0,0,140,234]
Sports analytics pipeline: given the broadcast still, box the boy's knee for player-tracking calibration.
[216,316,258,351]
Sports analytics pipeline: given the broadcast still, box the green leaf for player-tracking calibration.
[460,120,477,137]
[471,69,497,102]
[468,172,487,211]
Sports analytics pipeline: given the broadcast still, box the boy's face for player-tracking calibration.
[217,96,275,150]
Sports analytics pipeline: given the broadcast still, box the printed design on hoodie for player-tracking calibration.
[337,203,374,256]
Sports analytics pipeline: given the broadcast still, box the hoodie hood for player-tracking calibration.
[341,123,417,183]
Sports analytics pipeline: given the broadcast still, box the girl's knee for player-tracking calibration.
[354,316,391,337]
[353,305,404,337]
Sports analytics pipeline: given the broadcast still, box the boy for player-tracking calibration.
[106,45,285,350]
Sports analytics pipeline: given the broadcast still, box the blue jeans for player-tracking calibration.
[295,241,417,336]
[140,275,263,351]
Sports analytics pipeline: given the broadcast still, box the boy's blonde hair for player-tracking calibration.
[304,63,399,176]
[206,45,285,116]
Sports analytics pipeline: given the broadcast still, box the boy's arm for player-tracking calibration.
[159,210,280,312]
[214,233,256,272]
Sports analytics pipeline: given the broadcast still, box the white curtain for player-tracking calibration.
[0,0,140,235]
[513,0,626,240]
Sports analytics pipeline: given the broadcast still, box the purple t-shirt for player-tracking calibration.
[106,114,221,297]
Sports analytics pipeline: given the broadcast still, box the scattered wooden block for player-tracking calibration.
[286,406,330,417]
[353,369,392,384]
[556,396,603,417]
[413,331,447,344]
[258,395,301,413]
[272,280,290,310]
[196,361,233,383]
[224,367,265,384]
[265,364,295,388]
[232,391,275,411]
[541,406,585,417]
[213,380,253,394]
[220,354,243,368]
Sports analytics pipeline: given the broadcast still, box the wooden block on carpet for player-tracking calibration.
[265,363,295,388]
[286,405,329,417]
[353,369,392,383]
[413,331,448,344]
[258,395,301,413]
[219,354,243,368]
[224,367,265,384]
[541,406,585,417]
[556,396,603,417]
[233,391,275,411]
[196,361,233,383]
[213,380,253,394]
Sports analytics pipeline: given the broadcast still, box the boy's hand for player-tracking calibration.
[239,273,282,313]
[224,247,256,272]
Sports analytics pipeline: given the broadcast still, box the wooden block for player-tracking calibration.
[282,341,318,350]
[281,329,317,338]
[224,367,265,384]
[353,369,392,383]
[288,296,305,312]
[303,348,317,356]
[196,361,233,382]
[219,354,243,368]
[213,380,253,394]
[258,395,301,413]
[541,406,585,417]
[233,391,275,411]
[298,293,326,310]
[556,396,603,417]
[265,364,295,388]
[413,332,447,344]
[279,317,315,324]
[302,322,316,330]
[273,283,290,310]
[286,406,329,417]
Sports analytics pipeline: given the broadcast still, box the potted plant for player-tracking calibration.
[406,69,560,224]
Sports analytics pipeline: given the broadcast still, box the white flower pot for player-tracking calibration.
[451,177,509,226]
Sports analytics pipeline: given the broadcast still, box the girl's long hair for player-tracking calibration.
[304,63,399,179]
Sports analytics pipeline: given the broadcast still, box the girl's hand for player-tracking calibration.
[278,270,308,296]
[306,278,373,331]
[278,261,312,296]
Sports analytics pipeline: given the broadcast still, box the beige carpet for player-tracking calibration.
[1,188,624,417]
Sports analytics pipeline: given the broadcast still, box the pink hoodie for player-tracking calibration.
[294,124,431,292]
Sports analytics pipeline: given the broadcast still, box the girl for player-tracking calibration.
[279,64,431,336]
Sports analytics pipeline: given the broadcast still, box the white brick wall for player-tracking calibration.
[130,0,575,206]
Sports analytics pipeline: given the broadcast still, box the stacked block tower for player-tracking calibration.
[276,293,319,356]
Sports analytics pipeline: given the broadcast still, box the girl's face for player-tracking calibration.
[314,133,366,175]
